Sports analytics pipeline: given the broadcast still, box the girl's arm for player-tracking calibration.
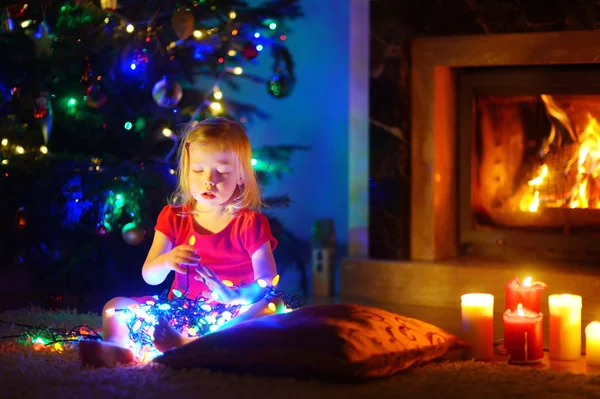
[142,231,174,285]
[142,231,195,285]
[237,241,278,303]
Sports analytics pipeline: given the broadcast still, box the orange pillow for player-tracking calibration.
[154,304,464,380]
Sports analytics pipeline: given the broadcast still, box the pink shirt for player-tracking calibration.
[155,205,278,300]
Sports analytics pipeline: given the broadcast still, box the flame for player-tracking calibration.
[520,96,600,212]
[522,276,532,287]
[517,303,524,317]
[567,115,600,209]
[519,165,547,212]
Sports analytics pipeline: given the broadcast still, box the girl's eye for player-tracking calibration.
[193,169,203,173]
[217,169,229,174]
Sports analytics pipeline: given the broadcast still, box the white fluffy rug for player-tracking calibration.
[1,307,600,399]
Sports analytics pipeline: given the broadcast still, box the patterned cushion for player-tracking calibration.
[153,303,464,380]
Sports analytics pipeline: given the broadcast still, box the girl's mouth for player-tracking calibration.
[201,192,216,200]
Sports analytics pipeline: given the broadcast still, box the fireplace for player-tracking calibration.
[458,66,600,261]
[341,30,600,314]
[410,30,600,261]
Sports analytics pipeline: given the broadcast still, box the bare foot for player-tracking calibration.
[78,340,135,367]
[153,317,187,353]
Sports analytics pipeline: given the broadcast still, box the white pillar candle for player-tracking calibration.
[585,321,600,367]
[549,294,582,361]
[461,293,494,361]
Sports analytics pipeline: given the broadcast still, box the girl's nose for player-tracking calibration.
[204,170,215,185]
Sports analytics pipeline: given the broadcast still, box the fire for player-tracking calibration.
[520,95,600,212]
[517,303,524,317]
[520,165,547,212]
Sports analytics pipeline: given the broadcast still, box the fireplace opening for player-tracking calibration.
[458,66,600,260]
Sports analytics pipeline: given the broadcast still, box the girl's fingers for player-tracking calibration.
[179,250,200,261]
[185,256,200,264]
[195,268,207,279]
[171,263,187,274]
[196,266,215,280]
[175,258,194,267]
[194,268,207,282]
[199,265,215,278]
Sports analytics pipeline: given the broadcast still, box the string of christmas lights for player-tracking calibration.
[116,282,301,362]
[0,318,101,352]
[0,279,301,362]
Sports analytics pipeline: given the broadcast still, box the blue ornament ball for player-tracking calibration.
[152,77,183,108]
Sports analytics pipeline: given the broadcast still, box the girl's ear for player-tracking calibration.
[238,177,244,186]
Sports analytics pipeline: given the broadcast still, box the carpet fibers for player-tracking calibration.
[1,307,600,399]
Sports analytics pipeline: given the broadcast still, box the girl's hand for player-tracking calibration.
[195,265,242,305]
[161,245,200,275]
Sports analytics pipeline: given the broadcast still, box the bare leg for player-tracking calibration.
[220,296,284,331]
[78,297,138,367]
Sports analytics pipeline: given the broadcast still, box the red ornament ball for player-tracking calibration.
[241,42,259,61]
[33,95,49,119]
[122,222,145,245]
[86,83,108,109]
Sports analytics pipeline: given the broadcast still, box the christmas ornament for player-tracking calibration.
[2,7,15,33]
[80,56,93,84]
[15,206,26,230]
[121,222,145,245]
[96,223,110,236]
[171,9,194,40]
[33,21,54,58]
[10,85,20,99]
[86,82,108,109]
[267,73,292,98]
[116,45,149,85]
[100,0,118,10]
[152,76,183,108]
[35,92,53,144]
[241,42,259,61]
[33,96,48,119]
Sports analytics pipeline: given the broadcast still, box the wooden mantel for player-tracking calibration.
[411,30,600,260]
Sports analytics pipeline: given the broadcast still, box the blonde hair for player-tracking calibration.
[169,117,262,213]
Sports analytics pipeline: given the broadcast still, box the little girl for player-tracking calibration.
[79,118,281,367]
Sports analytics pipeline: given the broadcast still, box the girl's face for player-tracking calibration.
[187,142,240,211]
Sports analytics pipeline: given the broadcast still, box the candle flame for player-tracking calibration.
[517,303,524,316]
[522,277,532,287]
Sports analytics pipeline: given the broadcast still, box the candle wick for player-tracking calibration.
[524,331,528,362]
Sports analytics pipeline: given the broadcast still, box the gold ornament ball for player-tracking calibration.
[100,0,118,10]
[121,222,145,245]
[171,9,194,40]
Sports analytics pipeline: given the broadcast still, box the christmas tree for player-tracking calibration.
[0,0,306,311]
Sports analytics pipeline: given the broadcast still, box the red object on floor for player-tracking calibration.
[503,304,544,364]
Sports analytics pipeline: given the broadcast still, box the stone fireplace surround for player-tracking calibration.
[342,30,600,321]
